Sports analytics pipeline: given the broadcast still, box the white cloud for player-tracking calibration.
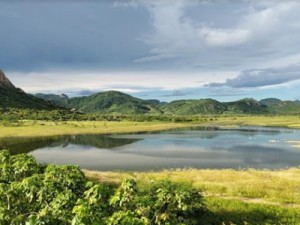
[134,53,174,63]
[8,70,237,93]
[130,0,300,72]
[199,27,250,47]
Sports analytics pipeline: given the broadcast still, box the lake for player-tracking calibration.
[1,126,300,171]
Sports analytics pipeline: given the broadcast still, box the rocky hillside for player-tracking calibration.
[0,70,57,110]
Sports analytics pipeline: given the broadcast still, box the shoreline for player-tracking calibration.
[1,115,300,138]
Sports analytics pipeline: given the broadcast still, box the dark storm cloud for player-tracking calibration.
[209,64,300,88]
[0,1,150,71]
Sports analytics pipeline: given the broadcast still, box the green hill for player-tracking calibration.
[66,91,161,114]
[162,99,226,115]
[260,98,300,115]
[225,98,268,114]
[34,90,300,116]
[0,71,56,110]
[259,98,282,106]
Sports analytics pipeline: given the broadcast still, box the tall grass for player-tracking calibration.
[85,168,300,205]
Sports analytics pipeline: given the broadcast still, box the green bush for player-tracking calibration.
[0,150,203,224]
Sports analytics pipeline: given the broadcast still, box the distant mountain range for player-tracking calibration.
[34,92,300,115]
[1,71,300,115]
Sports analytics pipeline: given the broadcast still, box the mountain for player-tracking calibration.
[259,98,282,106]
[225,98,268,114]
[0,70,15,88]
[161,98,268,115]
[162,99,226,115]
[34,90,300,115]
[260,98,300,115]
[35,91,163,114]
[64,91,161,114]
[34,93,69,107]
[0,70,56,110]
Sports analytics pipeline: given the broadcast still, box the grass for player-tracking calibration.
[204,115,300,128]
[0,120,192,137]
[202,197,300,225]
[84,168,300,205]
[85,168,300,224]
[1,115,300,138]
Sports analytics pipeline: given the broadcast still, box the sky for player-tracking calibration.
[1,0,300,102]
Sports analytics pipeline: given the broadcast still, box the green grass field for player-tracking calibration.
[0,120,192,137]
[1,115,300,138]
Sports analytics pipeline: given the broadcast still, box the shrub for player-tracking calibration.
[0,150,203,224]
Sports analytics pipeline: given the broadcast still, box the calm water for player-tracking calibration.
[1,126,300,171]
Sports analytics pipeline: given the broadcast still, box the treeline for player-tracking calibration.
[1,107,296,126]
[0,108,222,123]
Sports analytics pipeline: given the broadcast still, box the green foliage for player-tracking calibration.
[1,150,299,224]
[0,150,203,224]
[35,91,300,116]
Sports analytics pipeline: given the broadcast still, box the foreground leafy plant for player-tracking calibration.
[0,150,203,224]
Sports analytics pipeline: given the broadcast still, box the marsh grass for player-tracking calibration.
[0,120,192,137]
[85,168,300,205]
[85,168,300,224]
[202,197,300,225]
[205,115,300,128]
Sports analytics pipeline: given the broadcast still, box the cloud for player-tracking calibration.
[199,27,250,47]
[209,64,300,88]
[0,2,149,71]
[3,0,300,102]
[7,69,236,95]
[134,53,174,63]
[128,0,300,71]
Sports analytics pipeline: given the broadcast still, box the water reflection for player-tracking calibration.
[0,126,299,171]
[0,134,141,154]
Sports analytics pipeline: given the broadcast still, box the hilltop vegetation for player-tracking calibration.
[161,98,226,115]
[260,98,300,114]
[35,91,300,116]
[66,91,161,114]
